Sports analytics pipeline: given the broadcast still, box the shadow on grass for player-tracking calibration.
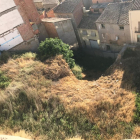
[73,48,115,81]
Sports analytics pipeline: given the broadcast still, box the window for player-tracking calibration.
[106,45,110,51]
[119,26,124,30]
[101,24,105,29]
[82,30,87,35]
[137,35,140,42]
[91,31,96,37]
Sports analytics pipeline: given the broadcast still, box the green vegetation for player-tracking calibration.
[134,93,140,123]
[0,91,101,140]
[72,65,82,80]
[38,38,75,69]
[0,71,11,89]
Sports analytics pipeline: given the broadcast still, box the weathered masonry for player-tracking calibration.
[0,0,48,51]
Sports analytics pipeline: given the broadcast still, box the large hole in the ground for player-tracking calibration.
[73,48,115,81]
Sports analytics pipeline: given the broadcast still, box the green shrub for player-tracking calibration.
[134,93,140,123]
[72,64,82,79]
[20,52,36,59]
[0,52,11,64]
[0,71,11,89]
[38,38,75,68]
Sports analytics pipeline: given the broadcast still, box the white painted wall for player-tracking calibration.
[0,0,16,13]
[129,10,140,43]
[0,28,24,51]
[0,9,24,34]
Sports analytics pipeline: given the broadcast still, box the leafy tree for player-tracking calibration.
[38,38,75,68]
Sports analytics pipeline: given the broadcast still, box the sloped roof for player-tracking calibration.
[78,14,100,29]
[54,0,81,13]
[132,0,140,10]
[96,1,133,25]
[91,3,110,9]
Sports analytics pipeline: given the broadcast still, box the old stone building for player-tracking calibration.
[0,0,48,51]
[96,1,132,53]
[129,0,140,43]
[42,18,77,46]
[54,0,84,46]
[78,14,100,48]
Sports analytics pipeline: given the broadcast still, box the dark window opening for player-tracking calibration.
[119,26,124,30]
[137,35,140,42]
[101,24,105,29]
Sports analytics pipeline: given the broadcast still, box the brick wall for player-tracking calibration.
[46,9,55,18]
[73,0,84,27]
[14,0,41,41]
[43,22,59,38]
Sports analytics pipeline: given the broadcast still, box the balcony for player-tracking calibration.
[135,28,140,33]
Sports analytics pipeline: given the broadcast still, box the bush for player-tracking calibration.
[72,65,82,79]
[38,38,75,68]
[20,52,36,59]
[134,93,140,123]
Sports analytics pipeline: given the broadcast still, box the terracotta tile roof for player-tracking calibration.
[78,14,100,29]
[96,1,133,25]
[54,0,81,13]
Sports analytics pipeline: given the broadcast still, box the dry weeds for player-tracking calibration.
[0,52,138,139]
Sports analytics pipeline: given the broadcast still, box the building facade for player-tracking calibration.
[129,0,140,43]
[78,14,100,48]
[0,0,48,51]
[54,0,84,46]
[96,2,132,53]
[42,18,78,46]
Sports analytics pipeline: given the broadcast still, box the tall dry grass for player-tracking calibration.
[0,51,139,139]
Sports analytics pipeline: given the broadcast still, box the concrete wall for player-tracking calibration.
[96,23,131,52]
[129,10,140,43]
[78,28,100,48]
[55,19,78,45]
[38,23,48,42]
[10,37,40,51]
[82,47,118,59]
[34,2,43,9]
[43,22,59,38]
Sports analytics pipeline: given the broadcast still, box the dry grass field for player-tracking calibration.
[0,47,140,139]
